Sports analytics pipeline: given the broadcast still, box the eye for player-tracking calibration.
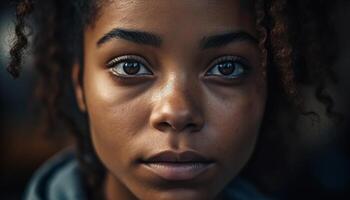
[206,56,250,79]
[107,55,153,77]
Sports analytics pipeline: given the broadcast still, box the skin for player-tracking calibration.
[72,0,267,199]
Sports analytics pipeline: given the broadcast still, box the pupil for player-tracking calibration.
[123,62,141,75]
[218,62,235,75]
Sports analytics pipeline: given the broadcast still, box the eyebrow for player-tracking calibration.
[97,28,258,49]
[97,28,162,47]
[200,31,258,49]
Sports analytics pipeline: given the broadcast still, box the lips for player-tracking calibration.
[144,150,213,163]
[141,151,215,181]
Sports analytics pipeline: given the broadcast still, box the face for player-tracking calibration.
[73,0,267,199]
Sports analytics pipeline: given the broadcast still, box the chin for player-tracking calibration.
[142,188,218,200]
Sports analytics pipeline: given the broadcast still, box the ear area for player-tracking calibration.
[72,63,86,112]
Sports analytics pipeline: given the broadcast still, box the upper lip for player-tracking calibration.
[142,150,214,163]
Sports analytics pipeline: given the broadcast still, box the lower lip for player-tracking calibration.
[142,162,214,181]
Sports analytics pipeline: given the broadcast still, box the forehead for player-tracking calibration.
[86,0,256,44]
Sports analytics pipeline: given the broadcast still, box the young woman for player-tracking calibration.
[8,0,340,199]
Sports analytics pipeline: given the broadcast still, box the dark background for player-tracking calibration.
[0,1,73,199]
[1,1,350,199]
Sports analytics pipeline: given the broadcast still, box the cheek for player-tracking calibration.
[82,71,151,171]
[206,86,266,174]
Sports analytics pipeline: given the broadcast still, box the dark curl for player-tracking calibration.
[8,0,343,199]
[7,0,33,78]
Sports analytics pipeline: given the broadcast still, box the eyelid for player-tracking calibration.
[205,55,251,79]
[208,55,249,69]
[106,54,151,68]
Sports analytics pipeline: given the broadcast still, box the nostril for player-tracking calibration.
[155,120,202,133]
[186,123,200,132]
[157,122,171,131]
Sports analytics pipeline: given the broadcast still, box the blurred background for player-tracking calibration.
[0,1,73,199]
[1,0,350,199]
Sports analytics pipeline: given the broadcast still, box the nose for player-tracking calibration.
[149,77,204,133]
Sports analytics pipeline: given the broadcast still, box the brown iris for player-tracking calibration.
[218,62,234,75]
[123,62,141,75]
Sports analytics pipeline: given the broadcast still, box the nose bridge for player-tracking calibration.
[163,74,193,114]
[162,72,189,103]
[154,69,195,107]
[150,72,204,133]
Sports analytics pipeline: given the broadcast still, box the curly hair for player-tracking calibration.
[7,0,342,199]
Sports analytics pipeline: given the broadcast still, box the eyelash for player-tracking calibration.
[106,55,153,77]
[106,55,250,79]
[206,55,250,79]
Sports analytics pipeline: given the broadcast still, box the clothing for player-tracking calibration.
[24,150,270,200]
[24,149,86,200]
